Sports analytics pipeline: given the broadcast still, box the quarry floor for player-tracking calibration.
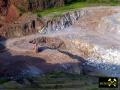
[1,6,120,79]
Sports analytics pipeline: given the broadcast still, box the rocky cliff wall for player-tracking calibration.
[0,0,10,16]
[0,0,65,40]
[42,9,88,34]
[0,8,88,40]
[0,14,44,40]
[0,0,64,16]
[28,0,64,11]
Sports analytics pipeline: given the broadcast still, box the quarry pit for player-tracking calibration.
[1,6,120,81]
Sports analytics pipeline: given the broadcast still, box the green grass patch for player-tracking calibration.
[35,2,89,17]
[34,1,120,17]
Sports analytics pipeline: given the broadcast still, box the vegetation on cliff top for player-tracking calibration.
[36,0,120,17]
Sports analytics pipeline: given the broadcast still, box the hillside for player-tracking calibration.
[0,0,120,90]
[0,0,120,40]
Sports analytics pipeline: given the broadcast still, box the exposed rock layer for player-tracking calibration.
[0,14,43,40]
[42,9,87,33]
[0,0,64,16]
[30,37,66,50]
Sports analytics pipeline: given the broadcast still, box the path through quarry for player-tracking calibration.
[1,6,120,78]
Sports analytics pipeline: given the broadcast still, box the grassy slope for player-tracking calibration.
[35,1,120,17]
[0,72,119,90]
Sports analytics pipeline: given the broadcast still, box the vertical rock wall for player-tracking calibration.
[0,0,10,16]
[28,0,64,11]
[0,0,65,16]
[0,14,43,40]
[42,9,88,34]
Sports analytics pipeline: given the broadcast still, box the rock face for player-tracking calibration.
[0,0,10,16]
[30,37,66,50]
[28,0,64,11]
[0,0,64,16]
[0,14,43,39]
[0,2,84,39]
[0,0,65,40]
[42,9,87,33]
[5,4,19,23]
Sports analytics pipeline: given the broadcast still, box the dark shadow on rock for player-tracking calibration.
[0,47,105,87]
[37,46,49,52]
[0,50,88,85]
[0,43,6,52]
[0,36,7,41]
[58,50,86,63]
[36,46,85,62]
[37,47,98,75]
[0,36,7,53]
